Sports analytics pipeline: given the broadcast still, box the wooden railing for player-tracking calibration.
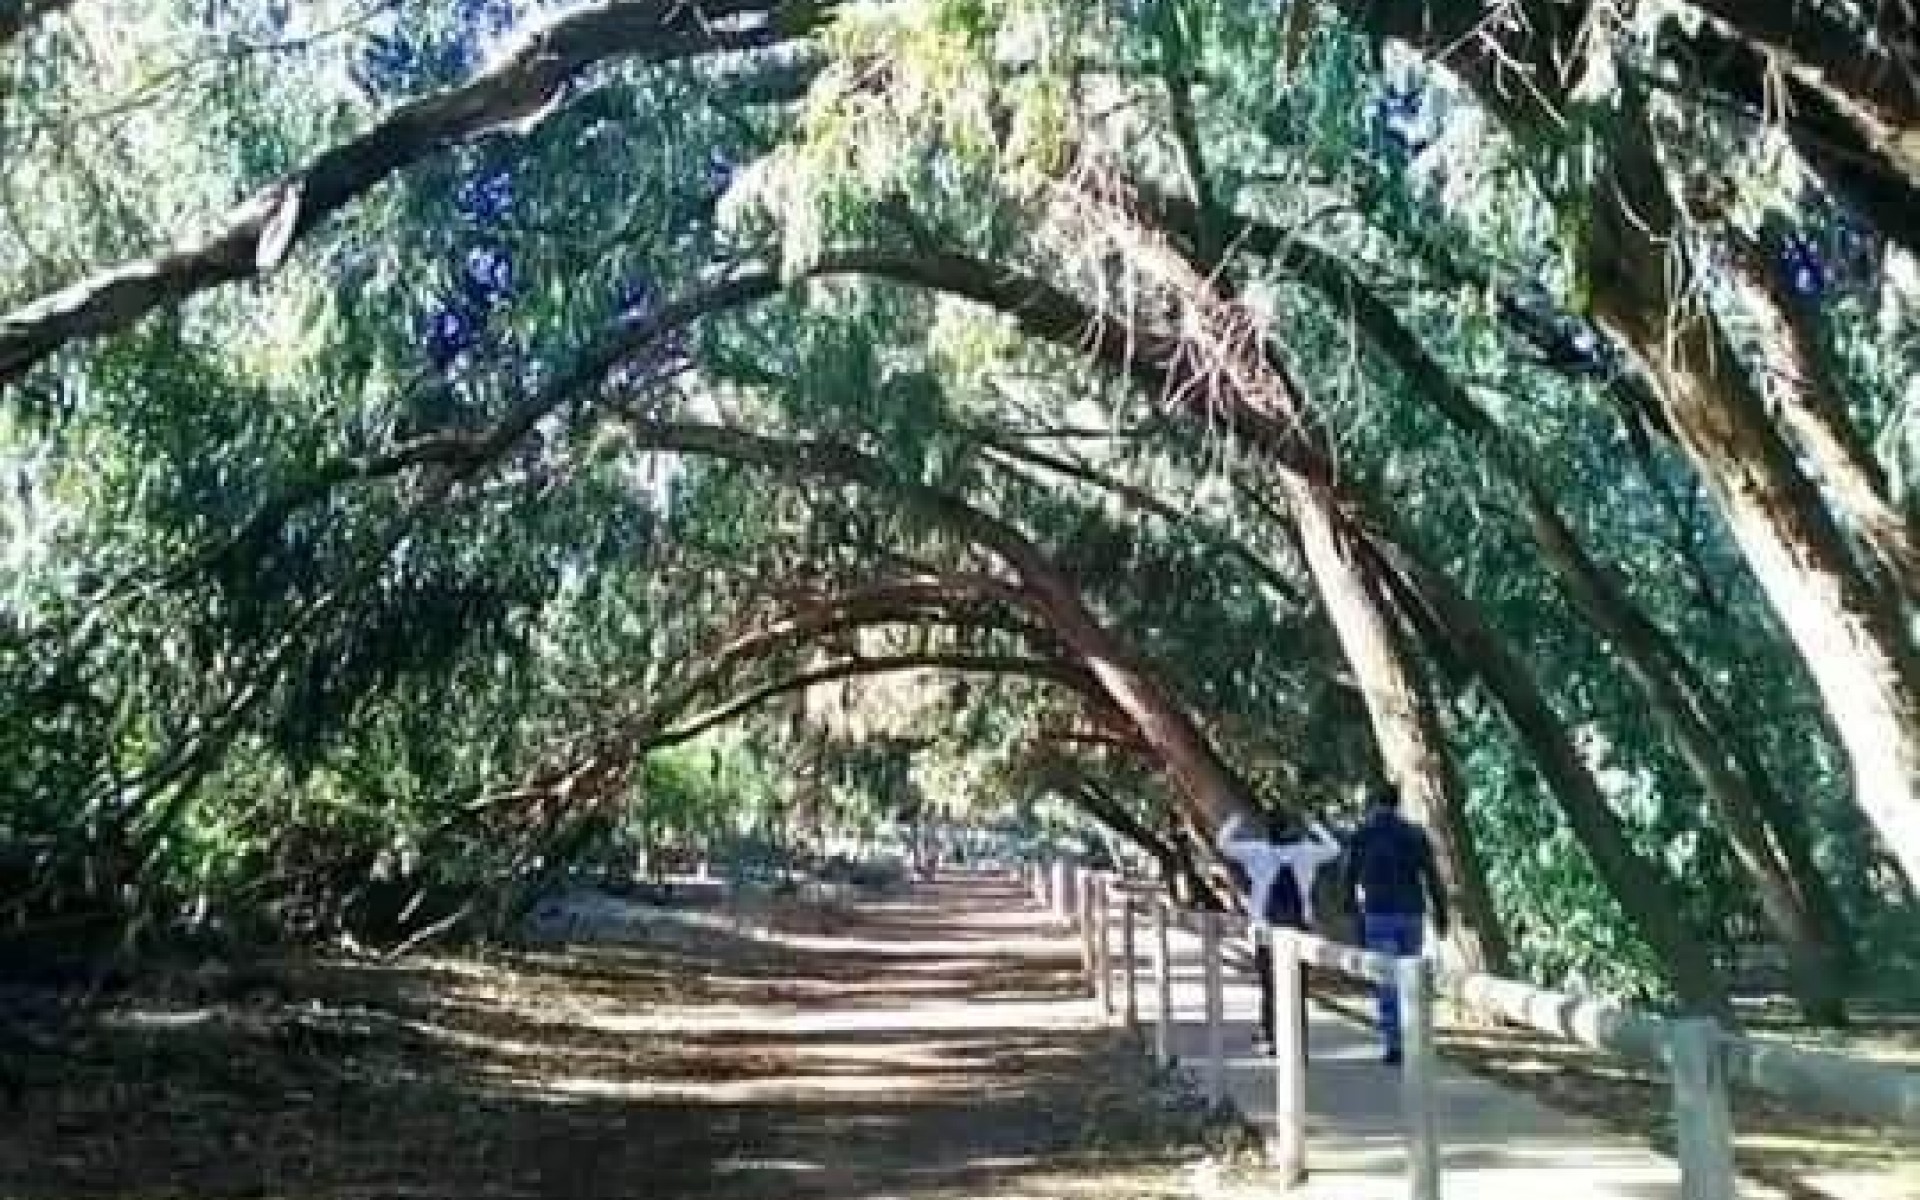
[1022,859,1920,1200]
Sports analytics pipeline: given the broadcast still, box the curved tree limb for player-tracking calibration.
[1673,1,1920,251]
[1336,0,1920,901]
[977,435,1312,611]
[646,652,1094,750]
[0,0,831,386]
[636,574,1056,733]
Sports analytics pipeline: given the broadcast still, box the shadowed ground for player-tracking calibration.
[0,874,1219,1199]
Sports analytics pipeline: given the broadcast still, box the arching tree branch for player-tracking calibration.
[0,0,832,386]
[645,652,1093,750]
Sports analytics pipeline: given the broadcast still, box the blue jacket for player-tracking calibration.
[1343,810,1448,925]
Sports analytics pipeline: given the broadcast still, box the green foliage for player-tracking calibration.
[0,0,1912,1013]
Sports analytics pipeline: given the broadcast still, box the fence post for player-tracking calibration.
[1095,876,1114,1016]
[1122,893,1139,1028]
[1398,956,1441,1200]
[1105,875,1121,1013]
[1272,929,1307,1185]
[1670,1018,1736,1200]
[1154,899,1174,1066]
[1082,871,1098,990]
[1052,860,1069,922]
[1202,909,1225,1108]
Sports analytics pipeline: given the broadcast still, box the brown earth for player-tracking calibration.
[0,876,1230,1200]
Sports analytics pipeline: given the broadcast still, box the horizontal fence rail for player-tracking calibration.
[1022,857,1920,1200]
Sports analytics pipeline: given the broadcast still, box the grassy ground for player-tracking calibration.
[0,878,1237,1200]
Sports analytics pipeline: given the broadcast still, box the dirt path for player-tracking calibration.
[0,874,1217,1199]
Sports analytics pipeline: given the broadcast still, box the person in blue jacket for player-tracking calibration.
[1342,782,1450,1064]
[1216,810,1343,1053]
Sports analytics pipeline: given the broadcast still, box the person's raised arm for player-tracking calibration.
[1302,818,1343,868]
[1215,812,1260,868]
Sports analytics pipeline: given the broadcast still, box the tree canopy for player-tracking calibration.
[4,0,1918,1020]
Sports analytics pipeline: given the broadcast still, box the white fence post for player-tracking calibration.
[1078,872,1096,993]
[1052,860,1069,922]
[1095,875,1114,1016]
[1272,929,1307,1186]
[1154,899,1174,1066]
[1671,1018,1736,1200]
[1399,956,1441,1200]
[1122,893,1139,1028]
[1203,909,1225,1108]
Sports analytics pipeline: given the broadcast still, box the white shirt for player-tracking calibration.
[1215,814,1343,930]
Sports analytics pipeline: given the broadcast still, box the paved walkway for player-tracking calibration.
[1058,886,1783,1200]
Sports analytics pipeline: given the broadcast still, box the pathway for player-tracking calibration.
[0,871,1209,1200]
[1087,897,1786,1200]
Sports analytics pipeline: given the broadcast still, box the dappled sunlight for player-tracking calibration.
[533,1070,983,1101]
[578,996,1097,1036]
[1,876,1211,1199]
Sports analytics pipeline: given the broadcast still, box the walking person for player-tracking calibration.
[1342,782,1450,1065]
[1216,810,1342,1053]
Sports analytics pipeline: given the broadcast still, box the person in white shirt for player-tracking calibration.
[1216,811,1344,1051]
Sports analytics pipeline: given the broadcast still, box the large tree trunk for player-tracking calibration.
[1331,0,1920,914]
[1268,231,1853,1018]
[1725,235,1920,605]
[1378,537,1736,1016]
[1521,483,1853,1021]
[1009,550,1264,835]
[1072,781,1216,906]
[1287,476,1512,976]
[1587,118,1920,891]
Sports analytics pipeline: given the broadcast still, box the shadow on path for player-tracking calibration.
[0,873,1212,1200]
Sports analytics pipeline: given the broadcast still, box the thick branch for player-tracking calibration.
[979,436,1310,610]
[646,652,1091,749]
[1676,2,1920,250]
[1687,0,1918,118]
[0,0,829,386]
[1369,531,1734,1016]
[1724,229,1920,600]
[646,574,1054,727]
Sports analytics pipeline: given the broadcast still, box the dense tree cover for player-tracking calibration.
[2,0,1917,1020]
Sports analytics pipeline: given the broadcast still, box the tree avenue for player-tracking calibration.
[2,0,1917,1023]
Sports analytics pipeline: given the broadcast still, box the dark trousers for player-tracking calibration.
[1361,911,1425,1055]
[1253,938,1309,1046]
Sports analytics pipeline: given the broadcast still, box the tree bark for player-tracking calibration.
[1287,475,1512,976]
[1267,230,1852,1020]
[1331,0,1920,251]
[1072,780,1213,904]
[1377,535,1737,1016]
[616,418,1267,837]
[1586,117,1920,891]
[1670,4,1920,253]
[1724,234,1920,605]
[0,0,824,385]
[1334,0,1920,934]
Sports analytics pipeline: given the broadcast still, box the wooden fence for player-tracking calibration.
[1022,860,1920,1200]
